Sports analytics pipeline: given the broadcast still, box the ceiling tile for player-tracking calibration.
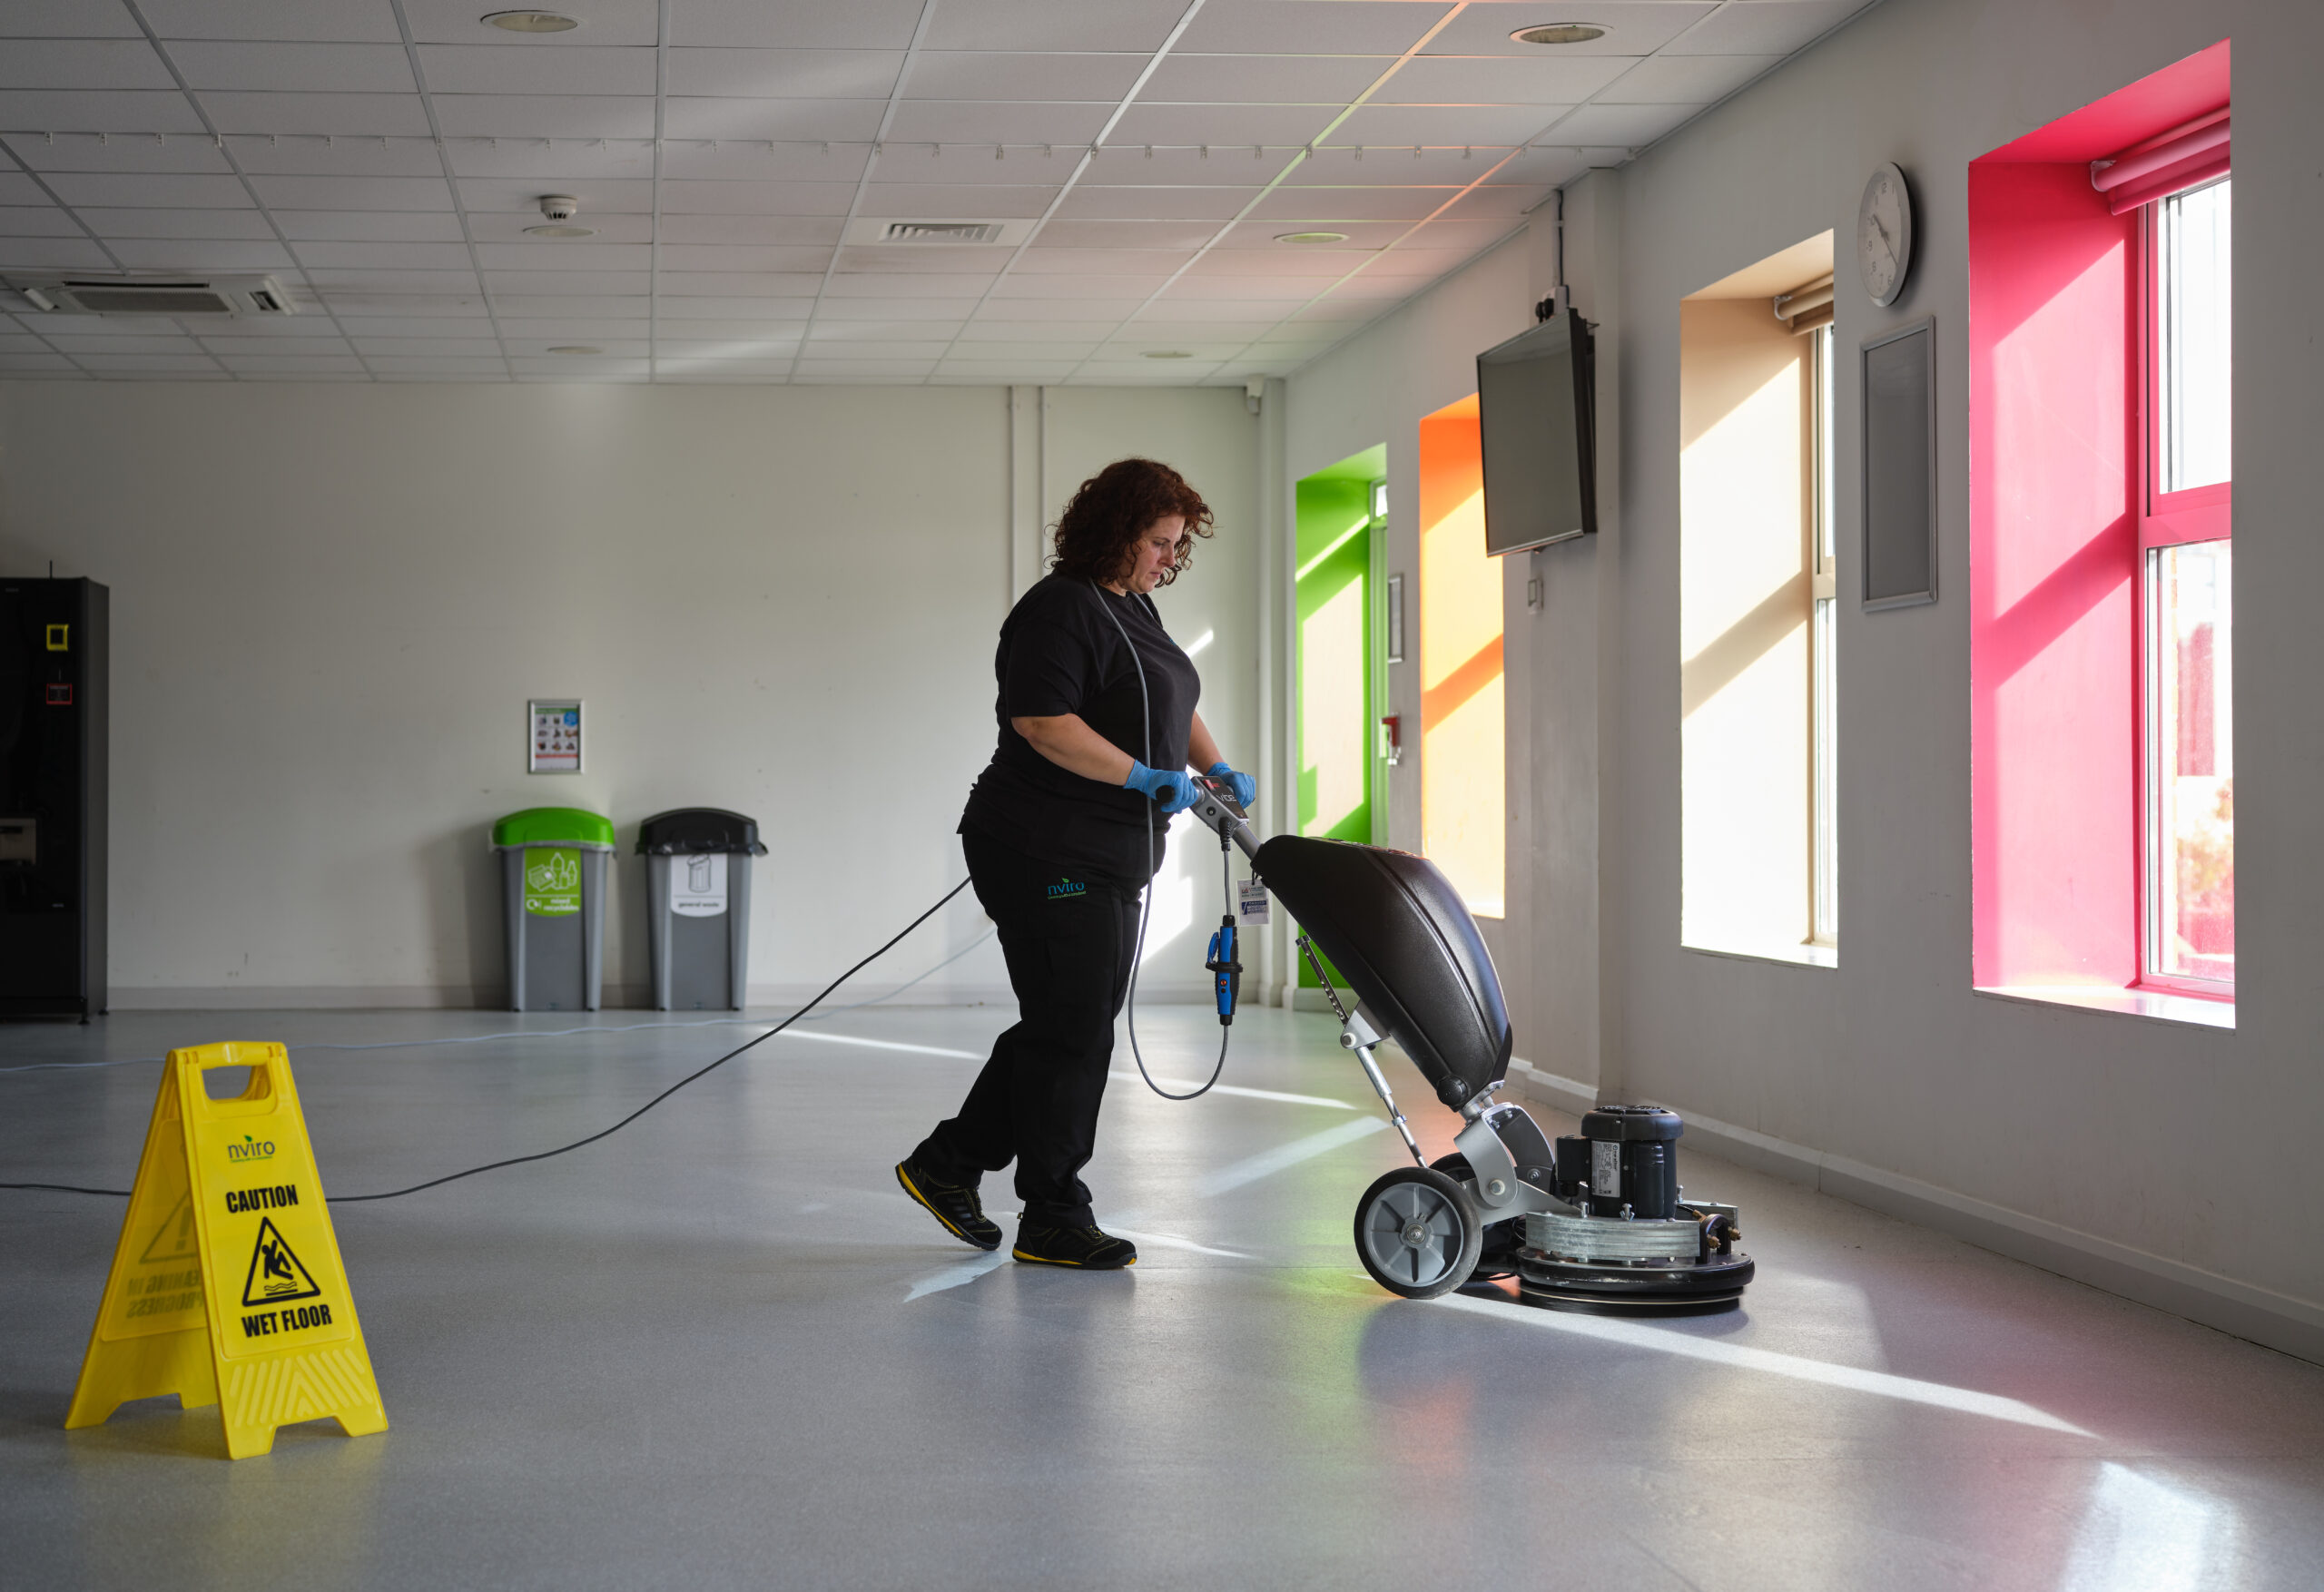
[1012,247,1197,275]
[1376,54,1632,104]
[474,240,651,270]
[796,339,954,359]
[1337,105,1566,148]
[659,180,856,215]
[415,44,655,95]
[482,269,651,293]
[1215,217,1410,249]
[856,182,1058,219]
[1422,4,1718,58]
[975,298,1148,321]
[955,320,1112,341]
[1433,184,1543,219]
[0,38,174,91]
[903,53,1145,103]
[41,332,206,355]
[230,135,448,176]
[662,97,889,143]
[401,0,657,46]
[1184,244,1377,275]
[167,41,416,93]
[938,359,1083,378]
[1057,187,1257,221]
[504,320,680,341]
[1401,215,1533,251]
[923,0,1188,54]
[41,171,248,206]
[1249,185,1455,221]
[1668,1,1874,57]
[4,3,144,41]
[0,89,205,133]
[655,270,824,295]
[669,0,928,50]
[3,131,230,172]
[1541,103,1698,149]
[1054,145,1272,185]
[504,338,649,355]
[655,295,819,318]
[812,297,975,320]
[635,319,803,339]
[251,173,453,209]
[1489,145,1597,186]
[142,0,401,43]
[487,294,650,316]
[197,335,354,353]
[198,93,433,138]
[656,212,845,246]
[1034,218,1220,250]
[807,317,962,340]
[1159,274,1331,301]
[1176,3,1446,56]
[73,351,222,370]
[1599,54,1786,104]
[0,237,117,268]
[1107,104,1334,147]
[881,102,1113,147]
[304,267,481,292]
[364,355,508,372]
[0,206,84,237]
[1284,144,1511,182]
[297,240,476,270]
[793,359,937,375]
[432,94,657,139]
[16,312,184,334]
[324,298,493,319]
[274,209,468,241]
[74,205,276,238]
[655,142,870,182]
[1138,54,1388,105]
[215,353,368,371]
[824,271,998,298]
[458,176,653,212]
[658,243,832,272]
[989,273,1168,300]
[665,48,900,101]
[1135,296,1311,321]
[234,369,372,379]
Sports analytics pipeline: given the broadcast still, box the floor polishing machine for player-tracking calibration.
[1181,772,1755,1312]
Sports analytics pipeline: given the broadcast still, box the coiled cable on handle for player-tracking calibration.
[1091,583,1233,1102]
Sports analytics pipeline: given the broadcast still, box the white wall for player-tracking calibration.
[1285,0,2324,1360]
[0,380,1260,1007]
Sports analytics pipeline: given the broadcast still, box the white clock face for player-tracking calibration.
[1857,162,1913,308]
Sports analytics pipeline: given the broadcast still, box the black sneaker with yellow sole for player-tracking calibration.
[1012,1224,1137,1269]
[895,1159,1002,1252]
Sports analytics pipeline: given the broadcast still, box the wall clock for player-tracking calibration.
[1857,162,1914,308]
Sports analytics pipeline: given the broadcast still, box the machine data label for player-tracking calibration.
[1591,1139,1621,1199]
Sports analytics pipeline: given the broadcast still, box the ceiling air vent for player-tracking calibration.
[16,275,297,318]
[840,217,1037,247]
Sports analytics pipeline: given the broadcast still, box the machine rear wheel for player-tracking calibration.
[1354,1166,1482,1300]
[1429,1153,1522,1279]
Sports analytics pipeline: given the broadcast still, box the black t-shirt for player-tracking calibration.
[960,572,1202,882]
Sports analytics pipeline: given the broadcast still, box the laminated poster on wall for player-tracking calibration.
[671,853,728,918]
[528,700,582,773]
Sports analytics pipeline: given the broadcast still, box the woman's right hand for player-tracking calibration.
[1124,762,1200,814]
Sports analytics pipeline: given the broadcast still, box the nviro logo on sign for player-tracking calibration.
[671,853,728,917]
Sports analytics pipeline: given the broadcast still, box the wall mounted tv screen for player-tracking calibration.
[1477,310,1598,555]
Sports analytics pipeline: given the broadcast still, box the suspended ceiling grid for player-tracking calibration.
[0,0,1878,385]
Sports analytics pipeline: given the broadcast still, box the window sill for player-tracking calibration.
[1683,940,1837,971]
[1975,984,2234,1030]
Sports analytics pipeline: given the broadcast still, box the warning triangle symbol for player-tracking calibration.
[240,1217,323,1309]
[138,1194,201,1265]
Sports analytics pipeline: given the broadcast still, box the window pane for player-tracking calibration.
[2148,539,2233,982]
[2162,180,2232,493]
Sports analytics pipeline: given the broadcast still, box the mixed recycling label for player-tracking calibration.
[524,847,582,916]
[670,852,728,917]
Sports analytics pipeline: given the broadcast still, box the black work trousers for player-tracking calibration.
[912,827,1149,1229]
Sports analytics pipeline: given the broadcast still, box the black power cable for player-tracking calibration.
[0,879,971,1204]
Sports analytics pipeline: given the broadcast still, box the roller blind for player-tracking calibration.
[2093,106,2229,216]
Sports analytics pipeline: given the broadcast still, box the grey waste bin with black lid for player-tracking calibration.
[491,807,615,1012]
[638,808,768,1011]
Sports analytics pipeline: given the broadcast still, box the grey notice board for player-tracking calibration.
[1862,318,1936,609]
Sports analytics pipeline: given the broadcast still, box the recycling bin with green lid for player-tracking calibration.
[637,808,768,1011]
[492,807,615,1012]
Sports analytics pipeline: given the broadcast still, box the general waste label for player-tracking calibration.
[669,852,728,917]
[66,1041,387,1459]
[524,846,583,916]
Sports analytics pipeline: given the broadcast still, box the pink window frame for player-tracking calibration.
[2133,169,2233,999]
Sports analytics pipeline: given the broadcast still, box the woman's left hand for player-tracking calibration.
[1206,762,1257,810]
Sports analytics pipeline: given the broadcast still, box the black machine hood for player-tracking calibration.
[1253,835,1513,1108]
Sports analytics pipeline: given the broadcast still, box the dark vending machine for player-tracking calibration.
[0,578,107,1020]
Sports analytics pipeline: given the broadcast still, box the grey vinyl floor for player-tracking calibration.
[3,1002,2321,1592]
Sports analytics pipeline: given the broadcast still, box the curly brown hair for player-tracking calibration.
[1049,457,1215,587]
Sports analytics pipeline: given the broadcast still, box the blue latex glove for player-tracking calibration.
[1206,762,1257,810]
[1124,761,1200,815]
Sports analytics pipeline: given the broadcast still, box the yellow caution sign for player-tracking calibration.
[66,1041,387,1459]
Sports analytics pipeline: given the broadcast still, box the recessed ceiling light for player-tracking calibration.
[1511,23,1608,45]
[483,10,581,33]
[1274,231,1350,244]
[524,224,596,237]
[546,345,602,355]
[1142,350,1195,359]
